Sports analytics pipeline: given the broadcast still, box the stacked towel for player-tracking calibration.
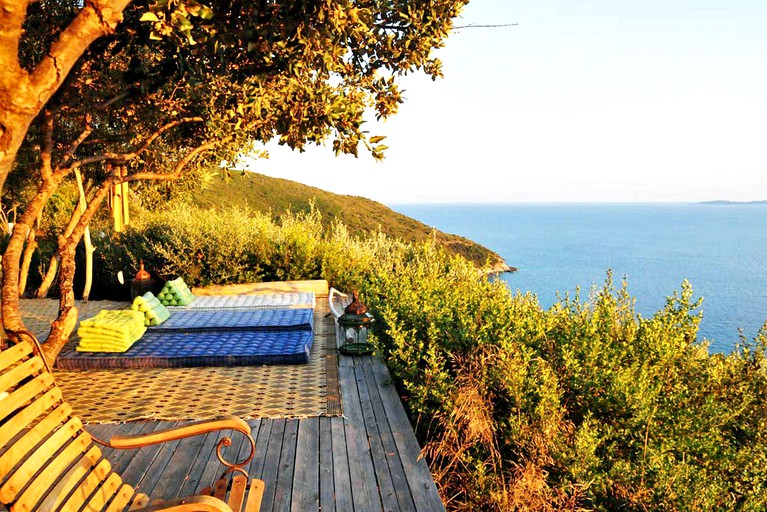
[158,277,195,306]
[76,310,147,352]
[131,291,171,326]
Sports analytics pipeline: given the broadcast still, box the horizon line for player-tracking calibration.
[386,199,767,206]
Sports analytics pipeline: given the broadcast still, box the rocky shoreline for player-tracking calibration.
[486,260,518,275]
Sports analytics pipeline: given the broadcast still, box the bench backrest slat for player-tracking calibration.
[0,343,32,373]
[35,446,104,512]
[0,402,73,481]
[0,386,63,446]
[60,458,112,512]
[81,472,124,511]
[0,341,134,512]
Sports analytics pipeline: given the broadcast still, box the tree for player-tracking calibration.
[0,0,469,362]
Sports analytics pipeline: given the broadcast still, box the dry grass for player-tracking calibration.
[422,345,586,511]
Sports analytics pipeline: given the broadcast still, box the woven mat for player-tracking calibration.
[16,299,128,341]
[41,300,342,423]
[153,307,314,332]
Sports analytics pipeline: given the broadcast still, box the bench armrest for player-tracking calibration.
[107,415,250,449]
[94,415,255,475]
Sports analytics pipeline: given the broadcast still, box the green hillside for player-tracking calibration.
[193,171,512,271]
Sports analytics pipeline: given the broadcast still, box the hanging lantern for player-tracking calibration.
[337,291,375,356]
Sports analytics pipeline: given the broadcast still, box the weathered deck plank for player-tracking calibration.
[363,362,417,512]
[175,430,221,498]
[272,419,298,511]
[339,364,383,511]
[318,416,337,512]
[355,362,399,511]
[259,418,286,511]
[75,356,443,512]
[369,361,445,512]
[330,416,354,512]
[248,418,273,478]
[117,422,175,494]
[138,428,183,496]
[291,417,319,511]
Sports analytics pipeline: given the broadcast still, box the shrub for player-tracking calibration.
[362,262,767,511]
[97,204,767,511]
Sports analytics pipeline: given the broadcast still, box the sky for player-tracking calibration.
[242,0,767,204]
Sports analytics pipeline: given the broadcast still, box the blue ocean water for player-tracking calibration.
[393,203,767,353]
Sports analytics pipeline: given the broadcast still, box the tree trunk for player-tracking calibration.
[36,254,59,298]
[36,195,85,298]
[75,169,95,301]
[0,0,133,193]
[42,240,78,365]
[0,107,39,196]
[82,232,94,301]
[1,176,64,333]
[18,222,37,297]
[41,181,112,362]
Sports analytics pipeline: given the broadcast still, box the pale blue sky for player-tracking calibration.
[245,0,767,204]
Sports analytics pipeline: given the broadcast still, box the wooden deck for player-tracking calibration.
[6,283,444,511]
[85,353,444,511]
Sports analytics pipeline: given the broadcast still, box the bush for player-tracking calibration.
[361,260,767,511]
[97,203,767,511]
[113,204,288,286]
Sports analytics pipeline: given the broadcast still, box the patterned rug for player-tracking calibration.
[17,292,341,423]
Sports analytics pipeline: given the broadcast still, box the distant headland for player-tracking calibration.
[698,200,767,205]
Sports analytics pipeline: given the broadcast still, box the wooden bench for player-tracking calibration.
[0,330,264,512]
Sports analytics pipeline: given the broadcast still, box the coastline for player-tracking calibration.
[486,260,517,275]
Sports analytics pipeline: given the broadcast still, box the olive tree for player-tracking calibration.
[0,0,468,362]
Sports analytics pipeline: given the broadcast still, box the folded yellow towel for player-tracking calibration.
[76,309,146,353]
[77,326,146,344]
[80,309,145,329]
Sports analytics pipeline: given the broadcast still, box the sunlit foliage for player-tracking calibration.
[1,0,468,354]
[112,204,767,511]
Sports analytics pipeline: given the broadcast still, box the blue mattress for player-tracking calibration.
[170,292,316,311]
[150,308,314,333]
[56,329,314,369]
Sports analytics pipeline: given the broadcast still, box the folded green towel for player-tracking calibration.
[131,291,171,325]
[158,277,195,306]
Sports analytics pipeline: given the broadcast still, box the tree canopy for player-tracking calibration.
[0,0,469,359]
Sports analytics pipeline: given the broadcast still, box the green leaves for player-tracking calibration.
[359,264,767,509]
[141,0,216,44]
[131,0,467,159]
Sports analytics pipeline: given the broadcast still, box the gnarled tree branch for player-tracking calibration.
[30,0,132,95]
[55,114,93,172]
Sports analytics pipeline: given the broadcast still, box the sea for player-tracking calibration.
[393,203,767,354]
